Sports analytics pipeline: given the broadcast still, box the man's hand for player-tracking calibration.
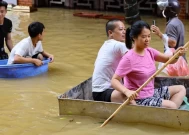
[151,25,163,39]
[33,59,43,66]
[41,51,54,63]
[48,54,54,63]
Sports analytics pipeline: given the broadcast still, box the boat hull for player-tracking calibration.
[58,77,189,130]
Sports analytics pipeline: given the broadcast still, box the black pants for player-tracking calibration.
[32,52,42,59]
[0,51,8,60]
[92,89,114,102]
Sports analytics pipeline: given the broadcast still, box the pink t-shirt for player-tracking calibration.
[115,47,160,99]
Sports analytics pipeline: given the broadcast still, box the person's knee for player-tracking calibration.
[168,103,177,109]
[37,53,44,60]
[111,90,126,103]
[179,85,186,94]
[169,85,186,96]
[162,100,178,109]
[175,85,186,96]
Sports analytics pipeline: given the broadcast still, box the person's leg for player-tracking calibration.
[93,89,136,104]
[161,100,177,109]
[135,97,177,108]
[135,87,178,108]
[155,86,185,109]
[111,90,137,105]
[32,53,44,60]
[111,90,126,103]
[168,85,186,108]
[37,53,44,60]
[92,89,114,102]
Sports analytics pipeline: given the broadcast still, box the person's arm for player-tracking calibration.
[118,42,128,56]
[166,24,178,48]
[5,33,13,52]
[151,25,177,48]
[155,47,186,64]
[111,74,138,100]
[41,51,54,62]
[13,55,43,66]
[155,51,178,64]
[168,38,177,48]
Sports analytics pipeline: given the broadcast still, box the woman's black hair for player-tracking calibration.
[126,20,150,49]
[126,27,132,49]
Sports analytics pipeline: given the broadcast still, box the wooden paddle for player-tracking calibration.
[100,41,189,128]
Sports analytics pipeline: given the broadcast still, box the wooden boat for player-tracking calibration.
[73,12,125,20]
[73,12,103,18]
[58,77,189,130]
[99,15,125,20]
[0,59,50,78]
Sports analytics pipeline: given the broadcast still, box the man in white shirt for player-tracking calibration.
[92,19,128,103]
[7,22,54,66]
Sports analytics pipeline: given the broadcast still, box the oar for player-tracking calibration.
[100,41,189,128]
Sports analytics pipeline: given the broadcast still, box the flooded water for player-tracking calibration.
[0,8,189,135]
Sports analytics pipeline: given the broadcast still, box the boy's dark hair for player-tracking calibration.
[0,0,8,9]
[126,20,150,49]
[28,22,45,38]
[106,19,121,37]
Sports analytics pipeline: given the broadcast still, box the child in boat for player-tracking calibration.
[111,20,186,109]
[7,22,54,66]
[92,19,129,103]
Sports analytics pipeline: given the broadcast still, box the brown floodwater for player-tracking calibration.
[0,8,189,135]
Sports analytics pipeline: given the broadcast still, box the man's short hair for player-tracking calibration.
[105,19,121,37]
[0,0,8,9]
[28,22,45,38]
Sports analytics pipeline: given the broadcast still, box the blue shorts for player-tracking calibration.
[135,86,170,107]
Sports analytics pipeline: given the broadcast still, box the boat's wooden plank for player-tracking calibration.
[59,99,189,130]
[58,77,93,100]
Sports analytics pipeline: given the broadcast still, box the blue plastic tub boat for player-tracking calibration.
[0,59,50,78]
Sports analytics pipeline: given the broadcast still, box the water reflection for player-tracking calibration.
[0,8,188,135]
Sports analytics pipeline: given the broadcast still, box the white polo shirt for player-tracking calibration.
[92,39,128,92]
[7,37,43,64]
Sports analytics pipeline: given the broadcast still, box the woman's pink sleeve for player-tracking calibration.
[115,56,132,77]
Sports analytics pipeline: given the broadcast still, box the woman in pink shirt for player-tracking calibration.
[111,20,186,109]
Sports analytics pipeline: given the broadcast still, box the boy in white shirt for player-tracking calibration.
[7,22,54,66]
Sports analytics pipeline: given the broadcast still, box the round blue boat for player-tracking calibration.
[0,59,50,78]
